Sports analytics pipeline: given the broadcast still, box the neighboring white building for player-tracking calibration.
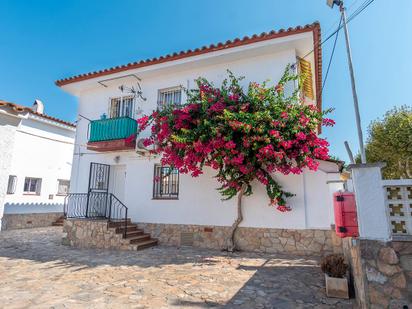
[57,23,345,254]
[0,100,76,230]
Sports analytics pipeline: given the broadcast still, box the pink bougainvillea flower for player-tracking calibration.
[322,118,336,127]
[275,84,284,93]
[277,205,291,212]
[269,130,280,138]
[296,132,307,141]
[137,115,150,131]
[280,111,289,119]
[137,66,334,213]
[125,133,136,144]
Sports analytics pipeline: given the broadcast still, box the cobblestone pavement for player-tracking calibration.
[0,227,355,309]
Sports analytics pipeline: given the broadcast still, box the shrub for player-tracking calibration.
[321,254,348,278]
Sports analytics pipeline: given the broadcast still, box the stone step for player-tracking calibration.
[128,234,152,244]
[124,230,145,238]
[115,225,140,234]
[134,239,158,250]
[107,219,132,228]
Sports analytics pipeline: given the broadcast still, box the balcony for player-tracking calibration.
[87,117,137,152]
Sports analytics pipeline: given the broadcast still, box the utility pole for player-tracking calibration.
[327,0,366,163]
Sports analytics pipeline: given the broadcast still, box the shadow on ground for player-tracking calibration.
[0,227,355,308]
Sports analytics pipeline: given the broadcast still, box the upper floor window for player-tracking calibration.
[153,164,179,199]
[57,179,70,195]
[7,175,17,194]
[109,96,134,118]
[157,87,182,109]
[24,177,42,195]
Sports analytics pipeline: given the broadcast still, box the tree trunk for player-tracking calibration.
[226,184,247,252]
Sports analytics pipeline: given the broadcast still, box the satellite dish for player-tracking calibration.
[119,82,147,101]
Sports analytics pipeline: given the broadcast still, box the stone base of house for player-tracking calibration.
[342,238,412,308]
[62,219,131,250]
[62,219,340,255]
[1,212,63,230]
[62,219,158,251]
[137,222,340,256]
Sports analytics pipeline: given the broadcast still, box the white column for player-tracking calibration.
[348,163,391,241]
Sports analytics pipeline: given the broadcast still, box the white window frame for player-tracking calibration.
[7,175,17,194]
[57,179,70,196]
[108,95,135,118]
[157,86,182,109]
[23,177,42,195]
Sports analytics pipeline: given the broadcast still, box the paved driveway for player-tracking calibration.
[0,227,354,308]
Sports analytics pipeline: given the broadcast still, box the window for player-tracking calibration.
[157,87,182,109]
[23,177,42,195]
[7,175,17,194]
[57,179,70,195]
[153,164,179,199]
[109,96,134,118]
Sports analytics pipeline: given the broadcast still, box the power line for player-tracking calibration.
[299,0,375,63]
[322,15,343,92]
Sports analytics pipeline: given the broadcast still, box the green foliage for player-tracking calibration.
[362,106,412,178]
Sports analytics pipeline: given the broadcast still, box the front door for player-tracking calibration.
[110,165,126,202]
[87,162,110,218]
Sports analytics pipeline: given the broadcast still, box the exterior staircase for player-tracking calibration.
[64,192,158,251]
[108,219,158,250]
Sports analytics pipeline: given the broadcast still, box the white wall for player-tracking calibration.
[2,117,75,217]
[0,114,19,227]
[68,38,339,230]
[71,150,340,230]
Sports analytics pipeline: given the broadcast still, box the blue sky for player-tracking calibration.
[0,0,410,161]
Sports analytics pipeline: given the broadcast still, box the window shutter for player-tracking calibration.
[298,57,314,100]
[7,175,17,194]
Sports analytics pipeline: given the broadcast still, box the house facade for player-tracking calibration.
[0,100,75,230]
[57,22,345,254]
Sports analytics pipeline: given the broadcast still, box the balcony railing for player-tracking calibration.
[88,117,137,143]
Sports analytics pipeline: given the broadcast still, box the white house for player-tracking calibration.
[0,100,76,230]
[57,22,345,254]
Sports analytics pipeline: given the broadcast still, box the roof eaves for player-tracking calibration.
[0,100,76,128]
[55,22,322,102]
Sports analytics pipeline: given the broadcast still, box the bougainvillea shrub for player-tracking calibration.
[137,66,334,211]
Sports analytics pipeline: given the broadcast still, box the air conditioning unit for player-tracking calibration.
[135,138,156,156]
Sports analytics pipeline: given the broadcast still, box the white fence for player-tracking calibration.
[383,179,412,237]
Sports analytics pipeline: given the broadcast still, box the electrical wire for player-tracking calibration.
[322,15,343,92]
[299,0,376,63]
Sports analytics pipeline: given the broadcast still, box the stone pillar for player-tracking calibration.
[347,163,391,242]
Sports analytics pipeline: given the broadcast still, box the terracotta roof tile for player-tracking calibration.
[55,22,322,110]
[0,100,76,128]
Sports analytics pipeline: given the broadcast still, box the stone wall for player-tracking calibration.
[1,212,62,230]
[62,219,134,250]
[137,222,336,256]
[343,238,412,308]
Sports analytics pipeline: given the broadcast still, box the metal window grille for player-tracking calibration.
[157,87,182,109]
[24,177,42,194]
[57,179,70,195]
[153,164,179,199]
[7,175,17,194]
[109,96,134,118]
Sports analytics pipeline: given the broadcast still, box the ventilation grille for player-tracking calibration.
[180,232,194,246]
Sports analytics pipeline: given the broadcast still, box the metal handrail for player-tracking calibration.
[64,192,129,238]
[108,193,128,238]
